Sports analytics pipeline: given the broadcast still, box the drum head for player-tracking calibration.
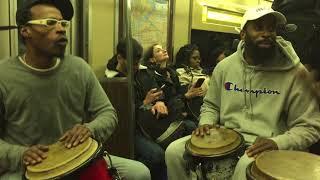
[186,128,243,157]
[25,138,99,180]
[253,150,320,180]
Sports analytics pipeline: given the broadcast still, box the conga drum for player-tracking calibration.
[185,128,245,180]
[246,150,320,180]
[25,137,112,180]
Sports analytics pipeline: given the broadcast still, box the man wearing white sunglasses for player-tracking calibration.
[26,18,70,29]
[0,0,151,179]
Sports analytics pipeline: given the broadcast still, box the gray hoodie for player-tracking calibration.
[199,36,320,150]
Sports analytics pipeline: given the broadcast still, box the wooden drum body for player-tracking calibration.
[25,138,105,180]
[185,128,245,180]
[246,150,320,180]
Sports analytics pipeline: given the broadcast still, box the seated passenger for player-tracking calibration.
[105,38,167,180]
[175,44,209,119]
[0,1,150,179]
[134,44,202,149]
[306,67,320,155]
[203,46,227,76]
[165,6,320,180]
[105,38,145,78]
[175,44,209,91]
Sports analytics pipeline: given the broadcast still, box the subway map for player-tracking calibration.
[131,0,168,50]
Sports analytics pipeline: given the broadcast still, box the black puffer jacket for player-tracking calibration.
[134,66,187,139]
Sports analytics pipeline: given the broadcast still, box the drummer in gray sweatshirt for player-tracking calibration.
[0,0,150,179]
[165,6,320,180]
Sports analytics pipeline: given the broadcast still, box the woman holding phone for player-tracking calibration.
[175,44,210,92]
[175,44,210,120]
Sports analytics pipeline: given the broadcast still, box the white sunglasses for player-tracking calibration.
[26,18,69,28]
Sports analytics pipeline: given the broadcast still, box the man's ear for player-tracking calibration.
[20,26,31,39]
[240,30,245,40]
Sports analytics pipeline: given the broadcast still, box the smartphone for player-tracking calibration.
[194,78,205,88]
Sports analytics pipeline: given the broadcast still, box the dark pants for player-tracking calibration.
[183,119,197,135]
[135,133,167,180]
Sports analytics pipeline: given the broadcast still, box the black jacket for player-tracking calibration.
[134,67,186,139]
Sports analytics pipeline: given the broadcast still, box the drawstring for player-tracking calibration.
[248,69,255,121]
[242,63,248,112]
[242,61,255,121]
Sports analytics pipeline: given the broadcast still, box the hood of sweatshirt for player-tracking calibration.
[237,36,300,71]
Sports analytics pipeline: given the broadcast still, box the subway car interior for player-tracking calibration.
[1,0,320,179]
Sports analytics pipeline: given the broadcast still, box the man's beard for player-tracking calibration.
[54,47,66,59]
[55,36,68,59]
[56,52,65,59]
[245,36,276,63]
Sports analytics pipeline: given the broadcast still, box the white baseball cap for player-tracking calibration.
[240,6,287,30]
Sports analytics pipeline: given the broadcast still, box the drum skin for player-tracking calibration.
[25,138,106,180]
[186,128,244,158]
[185,128,245,180]
[247,150,320,180]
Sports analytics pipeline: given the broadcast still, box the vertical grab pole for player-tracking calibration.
[123,0,135,158]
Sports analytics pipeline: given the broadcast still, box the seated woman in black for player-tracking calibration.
[135,44,199,147]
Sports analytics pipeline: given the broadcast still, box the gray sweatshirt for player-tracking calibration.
[199,36,320,150]
[0,55,117,179]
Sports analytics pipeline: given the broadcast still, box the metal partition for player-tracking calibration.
[68,0,81,56]
[82,0,91,61]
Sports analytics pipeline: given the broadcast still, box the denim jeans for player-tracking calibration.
[183,119,197,135]
[135,133,167,180]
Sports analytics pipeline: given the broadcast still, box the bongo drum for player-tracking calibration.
[246,150,320,180]
[185,128,245,180]
[25,137,111,180]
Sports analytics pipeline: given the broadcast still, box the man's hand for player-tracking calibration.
[246,137,278,158]
[22,145,49,166]
[59,124,92,148]
[151,101,168,119]
[185,84,205,99]
[143,88,163,105]
[192,124,215,137]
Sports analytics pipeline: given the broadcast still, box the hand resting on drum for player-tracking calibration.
[22,145,49,166]
[192,124,217,137]
[151,101,168,119]
[59,124,92,149]
[246,137,278,158]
